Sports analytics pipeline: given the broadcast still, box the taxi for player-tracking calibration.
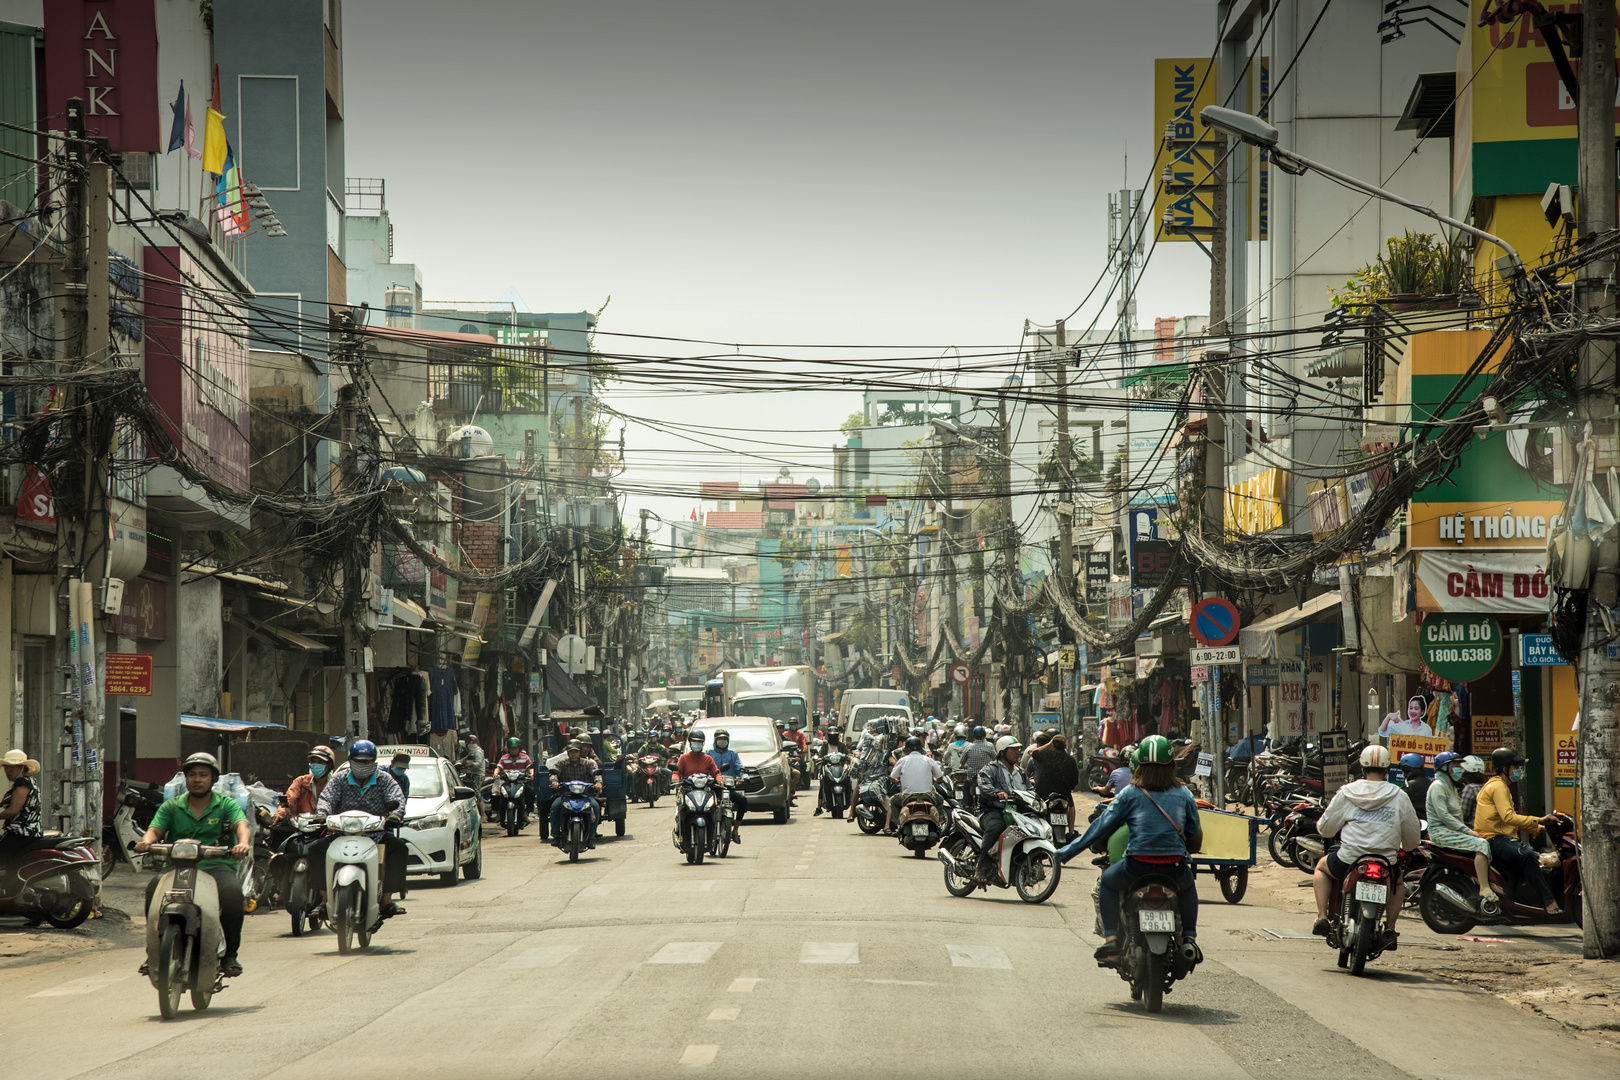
[375,744,483,883]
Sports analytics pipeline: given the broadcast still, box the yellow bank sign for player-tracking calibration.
[1153,58,1216,243]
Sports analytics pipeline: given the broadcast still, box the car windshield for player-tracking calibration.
[698,726,779,753]
[733,695,806,727]
[406,762,445,799]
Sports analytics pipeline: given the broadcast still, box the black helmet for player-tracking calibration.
[1490,747,1524,774]
[904,735,922,753]
[688,730,707,745]
[970,725,986,740]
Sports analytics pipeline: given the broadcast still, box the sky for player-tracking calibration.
[343,0,1216,528]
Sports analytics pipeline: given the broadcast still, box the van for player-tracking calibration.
[839,688,913,743]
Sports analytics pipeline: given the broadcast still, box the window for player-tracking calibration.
[327,191,343,256]
[237,76,299,190]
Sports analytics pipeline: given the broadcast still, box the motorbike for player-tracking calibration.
[102,780,163,877]
[554,779,595,862]
[1113,866,1200,1013]
[852,770,893,835]
[1269,799,1325,874]
[1418,812,1583,935]
[322,805,398,955]
[783,741,808,790]
[0,834,99,928]
[937,789,1061,904]
[1325,851,1397,976]
[1085,748,1123,790]
[634,753,664,807]
[493,768,531,837]
[143,839,233,1019]
[268,813,327,936]
[674,774,719,865]
[1043,793,1074,847]
[713,776,737,858]
[819,750,853,819]
[895,789,943,858]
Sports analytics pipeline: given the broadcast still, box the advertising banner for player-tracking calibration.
[1152,58,1216,243]
[1389,733,1454,767]
[44,1,161,154]
[1414,550,1551,614]
[104,653,153,695]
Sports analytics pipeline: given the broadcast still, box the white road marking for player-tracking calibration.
[679,1045,719,1066]
[679,881,716,892]
[707,1007,740,1020]
[863,979,938,986]
[30,975,129,997]
[727,977,763,992]
[793,864,809,871]
[800,941,858,964]
[649,941,724,964]
[947,944,1012,969]
[501,945,581,969]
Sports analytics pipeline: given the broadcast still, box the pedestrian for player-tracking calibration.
[0,749,44,859]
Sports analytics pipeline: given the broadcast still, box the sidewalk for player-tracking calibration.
[0,871,143,972]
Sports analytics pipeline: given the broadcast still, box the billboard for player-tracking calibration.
[1153,58,1216,243]
[44,1,161,154]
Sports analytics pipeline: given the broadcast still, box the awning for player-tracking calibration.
[1239,591,1343,658]
[180,715,286,734]
[247,618,328,652]
[389,596,428,627]
[545,655,592,710]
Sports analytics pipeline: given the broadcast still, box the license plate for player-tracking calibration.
[1355,881,1388,904]
[1050,815,1066,827]
[1138,909,1176,933]
[911,824,928,837]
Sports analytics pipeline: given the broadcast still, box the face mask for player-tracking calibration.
[689,741,702,752]
[309,763,326,779]
[1450,767,1464,782]
[1511,767,1525,782]
[350,761,376,780]
[390,766,407,777]
[715,740,729,751]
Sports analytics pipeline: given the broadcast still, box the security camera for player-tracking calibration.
[1482,396,1508,426]
[1542,182,1575,231]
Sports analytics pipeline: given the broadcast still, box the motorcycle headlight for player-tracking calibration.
[409,814,449,830]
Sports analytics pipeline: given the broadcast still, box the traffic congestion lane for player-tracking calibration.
[2,798,1616,1080]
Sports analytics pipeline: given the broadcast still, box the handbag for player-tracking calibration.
[1140,789,1202,855]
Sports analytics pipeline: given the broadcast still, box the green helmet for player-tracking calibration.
[1137,735,1173,765]
[507,736,521,748]
[1127,747,1141,770]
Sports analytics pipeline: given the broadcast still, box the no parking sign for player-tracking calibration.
[1190,598,1240,647]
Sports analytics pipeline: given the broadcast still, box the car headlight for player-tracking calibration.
[757,761,784,777]
[408,814,449,830]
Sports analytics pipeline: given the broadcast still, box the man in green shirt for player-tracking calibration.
[136,753,251,976]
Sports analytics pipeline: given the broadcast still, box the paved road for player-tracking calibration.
[5,799,1616,1080]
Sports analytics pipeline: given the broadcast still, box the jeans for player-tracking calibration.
[307,833,409,895]
[1488,834,1556,907]
[1098,858,1198,940]
[551,796,599,844]
[978,805,1006,861]
[144,866,244,958]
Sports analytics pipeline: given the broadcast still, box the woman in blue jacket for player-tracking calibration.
[1057,735,1202,964]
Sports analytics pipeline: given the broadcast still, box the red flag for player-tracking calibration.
[211,64,221,112]
[690,508,697,520]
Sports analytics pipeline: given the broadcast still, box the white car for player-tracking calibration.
[375,745,482,884]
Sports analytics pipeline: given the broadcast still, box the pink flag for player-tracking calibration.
[184,94,201,159]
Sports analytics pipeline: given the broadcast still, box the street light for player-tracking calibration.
[1199,105,1527,284]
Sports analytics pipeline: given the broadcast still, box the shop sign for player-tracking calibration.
[104,652,153,695]
[15,466,56,530]
[1414,550,1551,614]
[1389,733,1453,768]
[104,575,166,640]
[1086,550,1111,606]
[1410,502,1564,550]
[1419,613,1502,682]
[1554,733,1578,788]
[1519,634,1569,666]
[44,1,161,154]
[1190,665,1209,683]
[1151,58,1216,243]
[1224,469,1285,535]
[1244,662,1280,686]
[1277,656,1327,735]
[1471,715,1505,754]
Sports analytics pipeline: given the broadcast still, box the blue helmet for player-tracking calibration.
[970,725,986,741]
[1399,752,1425,770]
[1433,751,1461,771]
[349,739,378,760]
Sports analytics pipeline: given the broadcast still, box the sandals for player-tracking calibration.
[221,956,243,978]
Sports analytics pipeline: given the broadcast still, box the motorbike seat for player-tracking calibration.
[19,835,91,853]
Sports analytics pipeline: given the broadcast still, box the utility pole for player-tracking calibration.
[939,427,964,723]
[1201,356,1228,806]
[1054,320,1075,750]
[335,310,372,740]
[997,395,1023,739]
[1576,0,1620,959]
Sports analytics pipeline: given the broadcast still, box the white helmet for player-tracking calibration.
[994,735,1022,755]
[1360,744,1391,769]
[954,723,967,738]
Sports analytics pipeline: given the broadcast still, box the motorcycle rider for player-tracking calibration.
[957,725,995,794]
[495,737,536,822]
[134,753,251,978]
[387,751,414,801]
[1027,731,1080,831]
[0,749,44,868]
[1426,750,1500,914]
[1398,753,1431,820]
[781,722,806,795]
[274,747,335,824]
[1095,744,1136,798]
[674,729,722,782]
[887,735,944,833]
[813,730,848,816]
[1475,747,1562,916]
[1055,736,1201,965]
[313,741,410,917]
[944,723,969,773]
[973,736,1033,879]
[1311,745,1421,947]
[855,718,886,762]
[548,740,603,849]
[706,729,748,845]
[1459,755,1487,825]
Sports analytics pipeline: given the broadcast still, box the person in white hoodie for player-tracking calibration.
[1311,744,1421,947]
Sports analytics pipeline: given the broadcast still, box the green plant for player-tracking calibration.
[1330,231,1470,311]
[840,411,866,435]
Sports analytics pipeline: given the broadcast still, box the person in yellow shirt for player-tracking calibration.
[1474,748,1560,915]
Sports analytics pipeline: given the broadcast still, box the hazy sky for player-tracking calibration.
[344,0,1215,526]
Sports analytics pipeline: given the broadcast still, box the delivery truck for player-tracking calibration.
[702,666,814,730]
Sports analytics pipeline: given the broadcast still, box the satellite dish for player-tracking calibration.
[557,634,588,675]
[805,477,821,495]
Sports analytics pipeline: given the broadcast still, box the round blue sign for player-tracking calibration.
[1190,598,1240,647]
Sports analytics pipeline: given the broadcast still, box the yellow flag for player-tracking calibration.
[202,108,227,174]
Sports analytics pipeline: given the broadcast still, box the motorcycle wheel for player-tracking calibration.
[334,882,357,955]
[831,807,843,820]
[1014,850,1061,904]
[569,820,582,863]
[942,839,976,898]
[190,956,214,1011]
[1290,839,1319,876]
[692,826,707,865]
[506,809,519,838]
[1086,763,1111,789]
[856,811,880,835]
[1268,827,1296,869]
[100,836,118,879]
[716,821,731,859]
[290,904,305,937]
[42,895,92,929]
[1350,915,1374,976]
[1144,948,1165,1013]
[1218,868,1249,904]
[1418,874,1478,936]
[157,924,186,1020]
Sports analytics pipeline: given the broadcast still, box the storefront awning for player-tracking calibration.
[248,619,328,652]
[1239,591,1343,658]
[180,715,286,733]
[545,655,592,710]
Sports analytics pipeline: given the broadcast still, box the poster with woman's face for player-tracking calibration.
[1378,696,1434,737]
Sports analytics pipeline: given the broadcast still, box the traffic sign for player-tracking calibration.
[1190,645,1241,666]
[949,663,971,685]
[1190,598,1240,646]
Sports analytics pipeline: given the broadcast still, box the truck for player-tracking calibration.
[702,666,815,730]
